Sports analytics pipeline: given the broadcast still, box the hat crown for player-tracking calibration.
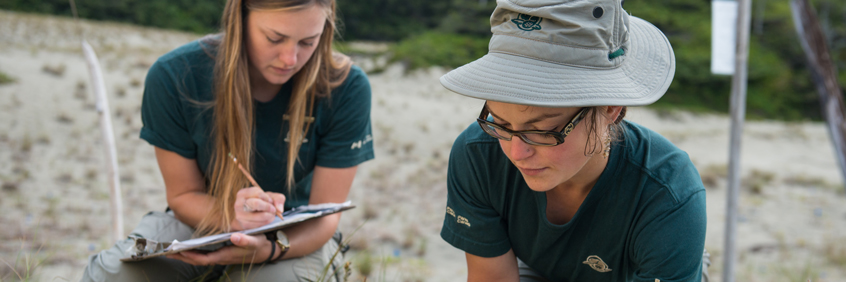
[490,0,629,68]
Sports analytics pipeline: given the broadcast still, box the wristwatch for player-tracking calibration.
[272,230,290,259]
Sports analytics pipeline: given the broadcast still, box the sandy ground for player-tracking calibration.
[1,10,845,282]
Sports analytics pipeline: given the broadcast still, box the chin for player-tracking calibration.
[265,74,293,85]
[523,178,556,192]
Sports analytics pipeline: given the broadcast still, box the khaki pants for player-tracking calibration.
[517,249,712,282]
[81,211,343,282]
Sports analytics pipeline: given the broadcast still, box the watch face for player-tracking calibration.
[276,230,290,246]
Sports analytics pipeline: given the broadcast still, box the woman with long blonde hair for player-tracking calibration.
[81,0,373,280]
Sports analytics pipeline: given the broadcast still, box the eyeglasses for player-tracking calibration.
[477,107,588,146]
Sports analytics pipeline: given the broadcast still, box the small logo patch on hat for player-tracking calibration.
[512,13,543,31]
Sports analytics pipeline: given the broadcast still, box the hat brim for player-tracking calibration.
[439,16,675,107]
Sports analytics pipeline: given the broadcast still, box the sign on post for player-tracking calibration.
[712,0,739,75]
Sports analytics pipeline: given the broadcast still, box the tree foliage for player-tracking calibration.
[0,0,225,33]
[1,0,844,120]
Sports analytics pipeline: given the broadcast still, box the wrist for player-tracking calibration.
[266,230,290,261]
[262,235,276,264]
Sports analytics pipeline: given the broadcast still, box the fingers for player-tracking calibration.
[167,251,214,266]
[237,187,273,203]
[236,187,276,214]
[267,192,286,215]
[230,233,262,248]
[167,234,267,265]
[234,187,281,229]
[244,197,276,214]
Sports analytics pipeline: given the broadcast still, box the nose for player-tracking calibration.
[278,43,297,67]
[506,136,534,161]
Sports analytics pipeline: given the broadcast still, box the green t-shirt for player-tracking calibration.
[441,121,706,282]
[140,40,374,208]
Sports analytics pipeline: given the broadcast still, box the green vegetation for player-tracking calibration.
[0,0,225,33]
[2,0,844,121]
[390,32,489,70]
[632,0,844,121]
[0,70,14,85]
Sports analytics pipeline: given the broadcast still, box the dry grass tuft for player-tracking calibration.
[742,169,774,195]
[20,135,33,152]
[784,174,839,191]
[55,112,74,124]
[84,169,98,181]
[1,182,19,192]
[54,173,72,184]
[401,225,420,250]
[353,251,374,278]
[115,86,127,98]
[41,63,65,77]
[362,204,378,220]
[698,163,728,188]
[129,77,142,87]
[348,235,370,251]
[12,167,30,182]
[74,80,87,100]
[0,232,49,281]
[823,236,846,268]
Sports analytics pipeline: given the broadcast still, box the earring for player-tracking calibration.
[603,125,612,159]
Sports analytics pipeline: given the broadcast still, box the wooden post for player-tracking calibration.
[82,40,125,243]
[790,0,846,193]
[723,0,752,281]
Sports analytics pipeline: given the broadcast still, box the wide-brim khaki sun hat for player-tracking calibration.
[440,0,675,107]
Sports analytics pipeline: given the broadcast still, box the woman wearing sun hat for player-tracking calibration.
[439,0,708,281]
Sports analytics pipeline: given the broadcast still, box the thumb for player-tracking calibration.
[230,233,261,248]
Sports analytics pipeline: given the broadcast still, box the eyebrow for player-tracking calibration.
[267,29,322,40]
[487,108,565,125]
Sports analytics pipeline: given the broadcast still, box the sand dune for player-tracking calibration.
[1,10,844,282]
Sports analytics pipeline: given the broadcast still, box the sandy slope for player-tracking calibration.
[1,10,845,282]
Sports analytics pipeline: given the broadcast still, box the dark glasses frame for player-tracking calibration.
[476,107,588,146]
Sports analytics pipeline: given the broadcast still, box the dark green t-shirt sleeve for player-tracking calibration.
[139,58,197,159]
[314,66,374,168]
[440,129,512,258]
[630,184,707,281]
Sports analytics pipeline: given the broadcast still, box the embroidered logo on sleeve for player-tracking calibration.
[582,255,612,273]
[445,206,471,227]
[456,216,471,227]
[350,134,373,149]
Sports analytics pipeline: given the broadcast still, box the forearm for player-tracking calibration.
[168,191,215,229]
[276,213,341,260]
[467,250,519,282]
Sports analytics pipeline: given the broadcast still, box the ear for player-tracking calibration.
[604,106,624,124]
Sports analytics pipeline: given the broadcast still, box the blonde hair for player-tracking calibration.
[196,0,352,236]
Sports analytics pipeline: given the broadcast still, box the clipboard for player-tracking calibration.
[120,201,355,262]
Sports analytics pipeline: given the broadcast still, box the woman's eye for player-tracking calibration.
[267,37,282,44]
[300,41,315,47]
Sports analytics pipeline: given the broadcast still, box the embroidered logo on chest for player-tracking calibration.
[582,255,612,273]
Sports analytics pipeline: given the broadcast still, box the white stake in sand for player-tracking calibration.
[82,40,124,244]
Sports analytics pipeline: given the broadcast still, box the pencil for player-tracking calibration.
[229,153,284,221]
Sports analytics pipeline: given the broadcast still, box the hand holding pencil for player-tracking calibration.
[229,153,285,226]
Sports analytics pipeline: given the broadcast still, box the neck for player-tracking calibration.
[544,152,610,224]
[557,152,609,192]
[249,67,282,102]
[546,154,608,206]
